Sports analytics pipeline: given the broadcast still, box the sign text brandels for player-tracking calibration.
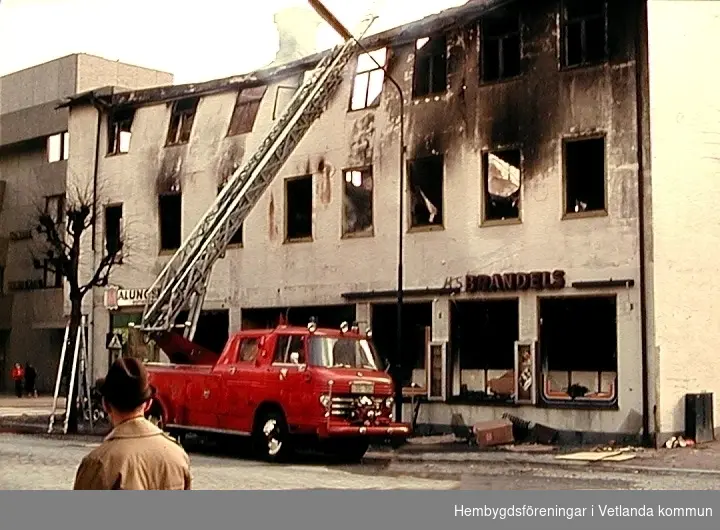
[465,270,565,293]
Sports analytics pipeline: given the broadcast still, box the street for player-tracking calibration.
[3,433,720,490]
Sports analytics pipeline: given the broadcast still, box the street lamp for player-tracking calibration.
[308,0,405,422]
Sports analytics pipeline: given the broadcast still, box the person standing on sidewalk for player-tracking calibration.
[73,358,192,490]
[11,363,24,398]
[24,363,37,397]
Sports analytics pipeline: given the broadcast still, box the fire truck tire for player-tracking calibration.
[253,409,292,463]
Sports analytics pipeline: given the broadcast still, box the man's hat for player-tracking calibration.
[98,357,153,412]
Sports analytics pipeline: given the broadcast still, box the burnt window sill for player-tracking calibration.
[342,229,374,240]
[158,248,179,256]
[478,74,523,88]
[408,224,445,234]
[284,236,313,245]
[164,141,190,148]
[562,209,608,221]
[480,217,522,228]
[105,151,130,158]
[411,90,448,102]
[538,398,619,411]
[348,101,382,114]
[226,243,244,250]
[559,59,609,73]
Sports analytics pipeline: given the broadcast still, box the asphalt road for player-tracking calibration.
[2,433,719,490]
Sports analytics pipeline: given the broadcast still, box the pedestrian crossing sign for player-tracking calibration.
[107,333,123,350]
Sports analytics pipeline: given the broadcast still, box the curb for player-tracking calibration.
[364,451,720,478]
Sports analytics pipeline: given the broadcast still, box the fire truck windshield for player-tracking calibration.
[308,336,385,371]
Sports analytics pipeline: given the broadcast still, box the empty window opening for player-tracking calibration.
[408,155,444,228]
[564,136,606,214]
[166,97,199,146]
[285,175,313,241]
[47,132,69,163]
[158,193,182,251]
[412,35,447,98]
[371,302,432,388]
[217,185,243,245]
[227,85,266,136]
[108,109,135,155]
[43,259,62,289]
[45,194,65,225]
[562,0,608,68]
[343,167,373,236]
[451,300,519,403]
[350,48,387,110]
[483,149,521,221]
[539,296,617,404]
[481,10,521,82]
[104,204,123,257]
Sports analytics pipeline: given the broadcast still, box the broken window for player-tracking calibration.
[285,175,313,241]
[408,155,444,228]
[350,48,386,110]
[227,85,266,136]
[451,300,519,403]
[483,149,521,222]
[45,194,65,225]
[564,136,606,214]
[342,167,373,236]
[47,132,69,163]
[165,97,199,146]
[561,0,608,68]
[273,85,298,120]
[412,35,447,98]
[104,204,123,257]
[539,296,617,404]
[158,192,182,251]
[107,108,135,155]
[217,185,243,245]
[480,10,521,82]
[43,259,62,289]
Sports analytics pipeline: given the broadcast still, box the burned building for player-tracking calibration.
[58,0,720,446]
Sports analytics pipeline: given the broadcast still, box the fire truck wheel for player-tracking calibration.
[253,409,291,463]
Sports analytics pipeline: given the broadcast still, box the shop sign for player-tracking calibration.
[443,270,566,293]
[104,286,159,309]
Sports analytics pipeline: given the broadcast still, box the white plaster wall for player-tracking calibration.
[646,0,720,436]
[68,1,645,432]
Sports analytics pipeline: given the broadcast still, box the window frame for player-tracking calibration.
[45,194,66,226]
[412,35,448,99]
[348,48,387,111]
[165,97,199,147]
[407,154,445,232]
[480,146,523,225]
[47,132,69,163]
[107,108,135,156]
[341,165,375,239]
[227,85,267,137]
[284,174,314,243]
[158,192,182,252]
[559,0,609,70]
[561,133,608,219]
[536,294,619,409]
[104,203,124,260]
[479,10,523,84]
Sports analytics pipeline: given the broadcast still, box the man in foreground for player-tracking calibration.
[73,357,192,490]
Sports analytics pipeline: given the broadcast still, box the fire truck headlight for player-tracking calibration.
[385,397,394,409]
[319,395,331,409]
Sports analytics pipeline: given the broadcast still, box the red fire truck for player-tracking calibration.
[145,321,410,462]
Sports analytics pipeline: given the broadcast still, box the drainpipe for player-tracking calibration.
[87,95,105,380]
[634,0,651,447]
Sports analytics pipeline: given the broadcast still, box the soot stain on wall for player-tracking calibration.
[156,149,183,195]
[348,113,375,167]
[217,140,245,187]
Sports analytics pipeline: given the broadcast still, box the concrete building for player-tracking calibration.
[0,54,173,393]
[60,0,720,446]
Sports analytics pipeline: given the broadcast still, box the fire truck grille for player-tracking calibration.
[329,395,387,422]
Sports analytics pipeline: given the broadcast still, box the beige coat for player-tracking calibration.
[73,417,191,490]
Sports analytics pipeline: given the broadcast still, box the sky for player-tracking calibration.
[0,0,468,84]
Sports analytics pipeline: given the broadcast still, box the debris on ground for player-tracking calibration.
[472,420,514,447]
[665,436,696,449]
[502,413,559,445]
[406,434,461,445]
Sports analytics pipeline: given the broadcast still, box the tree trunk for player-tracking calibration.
[66,297,83,434]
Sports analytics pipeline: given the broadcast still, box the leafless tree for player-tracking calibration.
[31,181,123,433]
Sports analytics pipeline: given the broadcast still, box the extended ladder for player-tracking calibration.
[140,18,373,340]
[48,316,94,434]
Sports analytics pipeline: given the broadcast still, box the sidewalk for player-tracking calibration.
[0,395,63,417]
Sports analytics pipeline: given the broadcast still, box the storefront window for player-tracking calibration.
[538,295,618,406]
[451,299,519,403]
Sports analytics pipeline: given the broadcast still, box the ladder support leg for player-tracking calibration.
[48,324,70,434]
